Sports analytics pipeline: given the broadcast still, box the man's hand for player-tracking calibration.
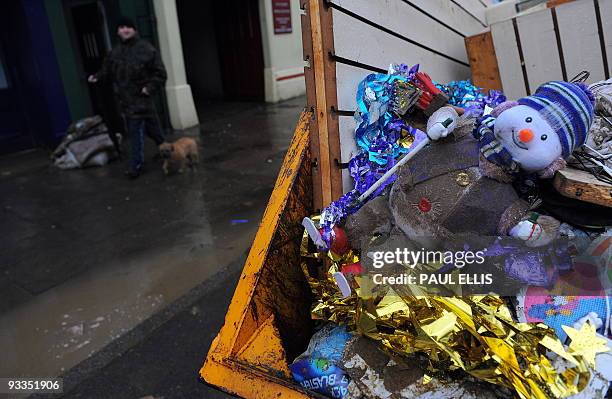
[141,86,150,96]
[88,75,98,83]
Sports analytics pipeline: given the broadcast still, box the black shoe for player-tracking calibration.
[124,167,142,179]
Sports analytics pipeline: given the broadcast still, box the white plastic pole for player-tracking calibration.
[357,137,430,203]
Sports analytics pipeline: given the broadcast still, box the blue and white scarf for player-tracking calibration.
[473,115,520,175]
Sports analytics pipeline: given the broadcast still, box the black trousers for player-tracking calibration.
[124,115,165,170]
[125,114,165,145]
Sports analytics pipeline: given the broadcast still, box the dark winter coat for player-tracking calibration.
[96,35,167,118]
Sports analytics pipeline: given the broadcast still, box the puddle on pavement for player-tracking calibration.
[0,222,258,379]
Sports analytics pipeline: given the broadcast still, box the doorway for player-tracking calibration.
[176,0,265,103]
[69,1,123,136]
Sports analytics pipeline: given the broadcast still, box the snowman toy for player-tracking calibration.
[476,82,594,176]
[492,104,564,174]
[473,81,594,243]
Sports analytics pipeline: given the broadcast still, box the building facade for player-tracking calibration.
[0,0,305,154]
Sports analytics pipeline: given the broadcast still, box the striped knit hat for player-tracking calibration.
[517,81,595,158]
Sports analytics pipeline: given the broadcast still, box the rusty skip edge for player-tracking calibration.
[200,110,319,398]
[205,355,319,399]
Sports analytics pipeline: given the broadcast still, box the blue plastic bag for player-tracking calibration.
[290,325,352,398]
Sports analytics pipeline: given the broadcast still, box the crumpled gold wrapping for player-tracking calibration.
[300,228,595,399]
[398,127,415,149]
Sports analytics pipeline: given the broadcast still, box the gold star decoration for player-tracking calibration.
[562,322,610,368]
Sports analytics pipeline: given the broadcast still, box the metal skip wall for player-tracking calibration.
[302,0,492,206]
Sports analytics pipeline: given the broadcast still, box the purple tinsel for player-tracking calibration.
[436,80,506,116]
[319,190,361,245]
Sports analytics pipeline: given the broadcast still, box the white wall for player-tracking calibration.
[259,0,307,102]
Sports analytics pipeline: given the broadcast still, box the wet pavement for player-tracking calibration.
[58,253,244,399]
[0,96,305,395]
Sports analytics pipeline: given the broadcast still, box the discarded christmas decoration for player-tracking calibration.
[294,63,612,399]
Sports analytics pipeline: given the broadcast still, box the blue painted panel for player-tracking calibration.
[21,0,72,146]
[0,1,34,153]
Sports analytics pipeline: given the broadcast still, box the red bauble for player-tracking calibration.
[341,262,363,275]
[319,226,351,255]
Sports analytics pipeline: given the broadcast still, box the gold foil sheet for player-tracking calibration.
[300,227,598,398]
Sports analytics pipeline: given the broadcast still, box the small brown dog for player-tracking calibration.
[158,137,199,175]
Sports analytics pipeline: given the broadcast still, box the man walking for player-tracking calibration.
[89,17,167,178]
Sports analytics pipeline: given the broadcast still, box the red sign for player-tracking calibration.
[272,0,292,34]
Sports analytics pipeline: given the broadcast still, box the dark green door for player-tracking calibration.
[70,1,124,135]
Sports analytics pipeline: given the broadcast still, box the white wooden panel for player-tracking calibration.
[485,0,519,25]
[408,0,487,36]
[491,19,527,99]
[336,62,370,111]
[338,116,358,163]
[456,0,488,25]
[332,10,471,90]
[332,0,468,63]
[556,0,606,83]
[341,164,352,194]
[600,0,612,78]
[517,8,563,90]
[335,63,371,191]
[339,116,358,193]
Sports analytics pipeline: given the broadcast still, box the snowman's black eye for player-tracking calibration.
[525,117,533,123]
[540,134,547,141]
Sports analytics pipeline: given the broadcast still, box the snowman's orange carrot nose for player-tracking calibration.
[518,128,534,143]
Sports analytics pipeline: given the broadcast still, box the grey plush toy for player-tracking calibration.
[344,113,530,253]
